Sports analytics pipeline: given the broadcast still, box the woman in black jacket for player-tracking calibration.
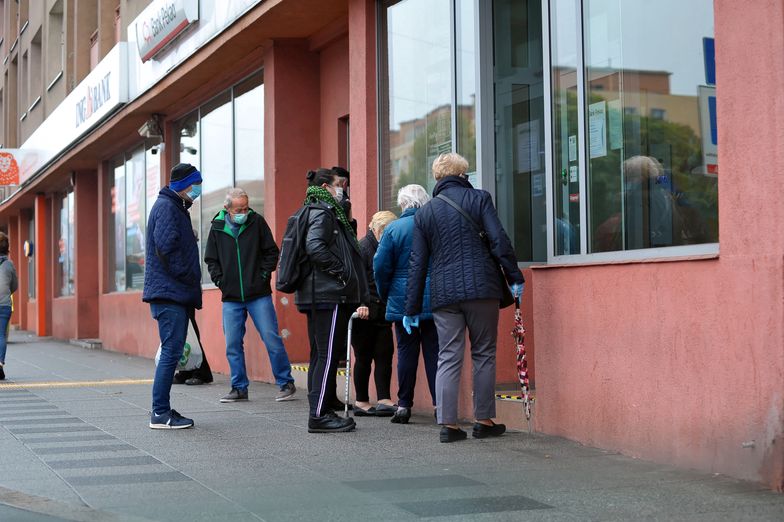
[352,211,398,417]
[295,168,370,433]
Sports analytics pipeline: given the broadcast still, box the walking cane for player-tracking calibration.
[344,312,360,419]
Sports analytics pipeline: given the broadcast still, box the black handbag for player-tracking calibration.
[435,194,515,309]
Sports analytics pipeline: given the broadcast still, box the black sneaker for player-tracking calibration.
[308,414,356,433]
[220,388,248,403]
[172,372,186,385]
[472,421,506,439]
[149,409,194,430]
[390,407,411,424]
[276,382,296,401]
[440,426,468,443]
[0,365,4,380]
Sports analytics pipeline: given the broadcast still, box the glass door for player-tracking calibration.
[492,0,546,262]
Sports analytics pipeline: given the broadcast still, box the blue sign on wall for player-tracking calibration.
[703,37,716,86]
[708,95,717,146]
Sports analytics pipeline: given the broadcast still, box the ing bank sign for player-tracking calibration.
[135,0,200,63]
[75,72,112,128]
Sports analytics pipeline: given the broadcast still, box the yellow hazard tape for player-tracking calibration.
[291,364,346,376]
[495,394,536,402]
[0,379,153,390]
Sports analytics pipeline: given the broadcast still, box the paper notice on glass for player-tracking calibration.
[569,166,578,183]
[532,173,544,197]
[608,99,622,150]
[589,101,607,158]
[568,135,577,162]
[515,121,540,173]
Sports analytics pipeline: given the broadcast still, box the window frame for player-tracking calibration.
[541,0,719,264]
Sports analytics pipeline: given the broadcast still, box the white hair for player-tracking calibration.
[397,184,430,210]
[224,188,249,208]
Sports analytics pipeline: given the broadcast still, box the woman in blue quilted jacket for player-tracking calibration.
[374,184,438,424]
[404,153,524,443]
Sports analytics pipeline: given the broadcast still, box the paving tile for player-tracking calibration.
[66,471,190,486]
[46,455,161,469]
[396,494,553,517]
[33,443,138,455]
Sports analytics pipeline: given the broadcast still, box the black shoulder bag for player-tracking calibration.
[435,194,515,309]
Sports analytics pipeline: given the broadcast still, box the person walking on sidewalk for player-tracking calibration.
[374,185,439,424]
[404,153,524,443]
[352,211,398,417]
[294,168,370,433]
[0,232,18,381]
[205,188,296,403]
[142,163,204,429]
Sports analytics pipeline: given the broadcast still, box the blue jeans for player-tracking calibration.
[0,305,11,364]
[150,303,189,415]
[223,295,294,390]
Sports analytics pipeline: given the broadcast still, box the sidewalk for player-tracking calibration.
[1,331,783,522]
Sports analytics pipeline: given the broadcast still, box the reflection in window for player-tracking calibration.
[171,70,265,285]
[200,91,233,283]
[550,0,582,255]
[379,0,452,211]
[109,158,126,291]
[126,148,146,290]
[106,144,159,293]
[494,0,546,261]
[584,0,717,252]
[234,72,264,213]
[57,192,74,296]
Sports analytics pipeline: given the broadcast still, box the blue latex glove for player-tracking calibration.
[511,283,525,298]
[402,315,420,334]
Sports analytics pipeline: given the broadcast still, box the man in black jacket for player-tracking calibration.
[205,188,296,403]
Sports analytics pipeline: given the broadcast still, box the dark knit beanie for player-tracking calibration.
[170,163,202,192]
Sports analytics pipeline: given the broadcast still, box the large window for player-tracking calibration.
[551,0,718,256]
[56,192,74,296]
[379,0,453,211]
[173,70,264,284]
[106,145,159,292]
[379,0,717,263]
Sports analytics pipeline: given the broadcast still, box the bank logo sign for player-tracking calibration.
[135,0,199,63]
[75,72,112,128]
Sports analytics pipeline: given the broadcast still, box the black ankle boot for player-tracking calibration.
[390,407,411,424]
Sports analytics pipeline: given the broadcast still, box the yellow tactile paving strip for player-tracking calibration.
[0,379,153,390]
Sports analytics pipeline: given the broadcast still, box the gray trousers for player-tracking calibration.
[432,299,499,424]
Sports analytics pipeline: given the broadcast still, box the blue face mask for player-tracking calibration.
[232,213,247,225]
[186,184,202,201]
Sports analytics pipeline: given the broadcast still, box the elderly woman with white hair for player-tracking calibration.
[373,184,439,424]
[404,153,524,443]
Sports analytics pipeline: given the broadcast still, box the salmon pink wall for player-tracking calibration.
[99,293,160,357]
[264,39,322,366]
[51,297,77,340]
[533,0,784,490]
[320,35,350,170]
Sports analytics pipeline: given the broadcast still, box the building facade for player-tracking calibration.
[0,0,781,490]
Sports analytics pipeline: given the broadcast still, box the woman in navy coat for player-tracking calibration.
[404,153,524,443]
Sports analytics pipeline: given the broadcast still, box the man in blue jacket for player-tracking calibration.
[143,163,203,429]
